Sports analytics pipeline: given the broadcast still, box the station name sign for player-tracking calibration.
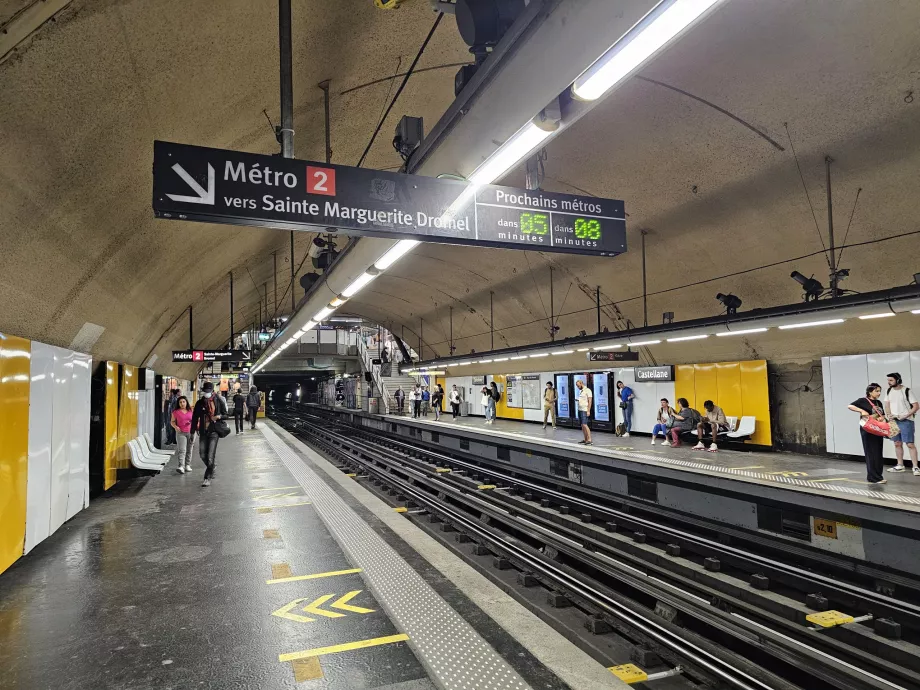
[635,365,674,382]
[173,349,251,363]
[588,351,639,362]
[153,141,626,257]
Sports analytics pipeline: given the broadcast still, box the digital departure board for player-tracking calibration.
[154,141,628,258]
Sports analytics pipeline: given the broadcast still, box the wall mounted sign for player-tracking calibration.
[153,141,626,257]
[588,351,639,362]
[472,375,487,386]
[635,365,675,382]
[173,349,251,363]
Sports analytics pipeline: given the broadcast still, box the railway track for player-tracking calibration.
[274,408,920,690]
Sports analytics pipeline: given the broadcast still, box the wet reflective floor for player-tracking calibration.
[0,430,433,690]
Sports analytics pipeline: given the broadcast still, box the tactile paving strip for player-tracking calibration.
[260,425,531,690]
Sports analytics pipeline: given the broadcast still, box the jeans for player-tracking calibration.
[652,423,668,437]
[234,410,244,433]
[486,398,496,421]
[421,401,430,416]
[174,431,193,468]
[543,403,556,427]
[248,407,258,428]
[199,431,219,479]
[622,400,633,432]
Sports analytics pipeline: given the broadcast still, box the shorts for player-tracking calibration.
[893,418,915,444]
[578,411,590,426]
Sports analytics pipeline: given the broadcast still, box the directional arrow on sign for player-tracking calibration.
[166,163,215,205]
[272,591,375,623]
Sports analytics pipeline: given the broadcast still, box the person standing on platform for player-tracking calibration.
[575,379,593,445]
[170,396,194,474]
[232,388,245,434]
[191,381,228,487]
[884,372,919,475]
[165,389,179,445]
[394,387,405,415]
[543,381,557,429]
[849,384,887,484]
[616,381,635,437]
[411,385,422,418]
[421,386,431,416]
[449,385,461,419]
[246,385,261,429]
[432,384,444,421]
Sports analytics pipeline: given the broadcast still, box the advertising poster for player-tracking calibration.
[573,374,588,414]
[592,373,609,422]
[555,375,570,418]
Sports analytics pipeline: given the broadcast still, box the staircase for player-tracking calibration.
[381,374,418,415]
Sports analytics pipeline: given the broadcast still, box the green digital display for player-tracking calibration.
[519,211,549,235]
[575,217,601,240]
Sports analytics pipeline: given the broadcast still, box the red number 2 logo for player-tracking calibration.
[307,166,336,196]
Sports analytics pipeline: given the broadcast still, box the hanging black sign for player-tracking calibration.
[588,351,639,362]
[153,141,627,257]
[173,349,252,363]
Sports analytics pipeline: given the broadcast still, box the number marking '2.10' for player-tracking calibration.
[519,212,549,235]
[307,166,336,196]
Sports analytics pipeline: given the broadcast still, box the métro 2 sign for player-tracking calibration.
[587,351,639,362]
[173,349,251,363]
[152,141,627,257]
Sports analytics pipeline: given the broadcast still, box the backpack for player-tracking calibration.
[887,386,913,402]
[615,423,627,436]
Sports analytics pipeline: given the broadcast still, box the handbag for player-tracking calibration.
[619,401,628,409]
[212,418,231,438]
[859,397,898,438]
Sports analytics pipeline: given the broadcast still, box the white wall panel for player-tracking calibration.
[827,354,869,457]
[868,351,911,459]
[25,343,55,554]
[66,354,91,519]
[49,347,73,534]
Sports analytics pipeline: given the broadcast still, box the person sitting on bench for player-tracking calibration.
[694,400,729,451]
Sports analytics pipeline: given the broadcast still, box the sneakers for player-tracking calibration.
[201,478,211,487]
[585,441,593,446]
[914,467,920,476]
[184,465,192,473]
[708,443,718,452]
[623,432,630,438]
[660,440,671,447]
[870,479,888,485]
[888,466,906,472]
[692,442,706,450]
[578,440,587,445]
[543,424,547,429]
[650,438,657,445]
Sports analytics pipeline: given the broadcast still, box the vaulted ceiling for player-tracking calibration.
[2,0,920,377]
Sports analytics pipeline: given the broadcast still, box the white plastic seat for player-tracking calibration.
[140,433,172,458]
[128,439,166,471]
[727,416,756,439]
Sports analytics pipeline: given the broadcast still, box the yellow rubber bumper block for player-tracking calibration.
[608,663,648,684]
[477,484,497,490]
[806,610,854,628]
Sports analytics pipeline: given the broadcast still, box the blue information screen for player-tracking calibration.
[555,375,570,418]
[592,373,609,422]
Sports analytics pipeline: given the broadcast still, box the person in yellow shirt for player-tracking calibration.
[543,381,557,429]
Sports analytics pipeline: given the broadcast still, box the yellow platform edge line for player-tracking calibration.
[266,567,362,585]
[279,633,410,663]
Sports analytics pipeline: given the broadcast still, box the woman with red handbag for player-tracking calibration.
[848,384,888,485]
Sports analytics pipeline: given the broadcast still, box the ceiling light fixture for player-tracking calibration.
[510,355,528,360]
[858,313,895,320]
[493,357,509,362]
[577,347,591,352]
[778,319,845,330]
[667,334,709,342]
[629,340,661,347]
[529,353,549,358]
[313,306,335,322]
[468,122,554,186]
[374,240,420,270]
[912,310,920,315]
[572,0,724,101]
[329,296,348,307]
[551,350,571,355]
[479,359,494,364]
[342,272,378,297]
[716,328,768,337]
[594,344,623,350]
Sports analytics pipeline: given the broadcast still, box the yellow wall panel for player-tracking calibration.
[740,360,771,445]
[716,362,742,419]
[116,364,138,470]
[494,375,524,420]
[103,362,119,490]
[674,365,696,410]
[693,363,719,411]
[0,335,31,574]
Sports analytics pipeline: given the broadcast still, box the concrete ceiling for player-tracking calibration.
[0,0,468,377]
[3,0,920,378]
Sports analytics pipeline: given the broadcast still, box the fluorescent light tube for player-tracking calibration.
[457,362,472,366]
[913,310,920,314]
[529,353,549,358]
[493,357,509,362]
[577,348,591,352]
[329,296,348,307]
[594,344,623,350]
[303,320,317,331]
[374,240,420,270]
[629,340,661,346]
[342,272,377,297]
[667,334,709,342]
[313,306,335,321]
[551,350,571,355]
[717,328,768,337]
[479,359,494,364]
[510,355,528,360]
[468,122,553,186]
[573,0,723,101]
[858,313,894,320]
[778,319,845,330]
[293,330,305,339]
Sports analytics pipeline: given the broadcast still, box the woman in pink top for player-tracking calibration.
[171,396,194,474]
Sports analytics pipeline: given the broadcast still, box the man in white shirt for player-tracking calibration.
[575,379,593,446]
[884,372,919,474]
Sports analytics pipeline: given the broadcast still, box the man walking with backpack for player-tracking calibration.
[884,373,920,475]
[246,386,261,430]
